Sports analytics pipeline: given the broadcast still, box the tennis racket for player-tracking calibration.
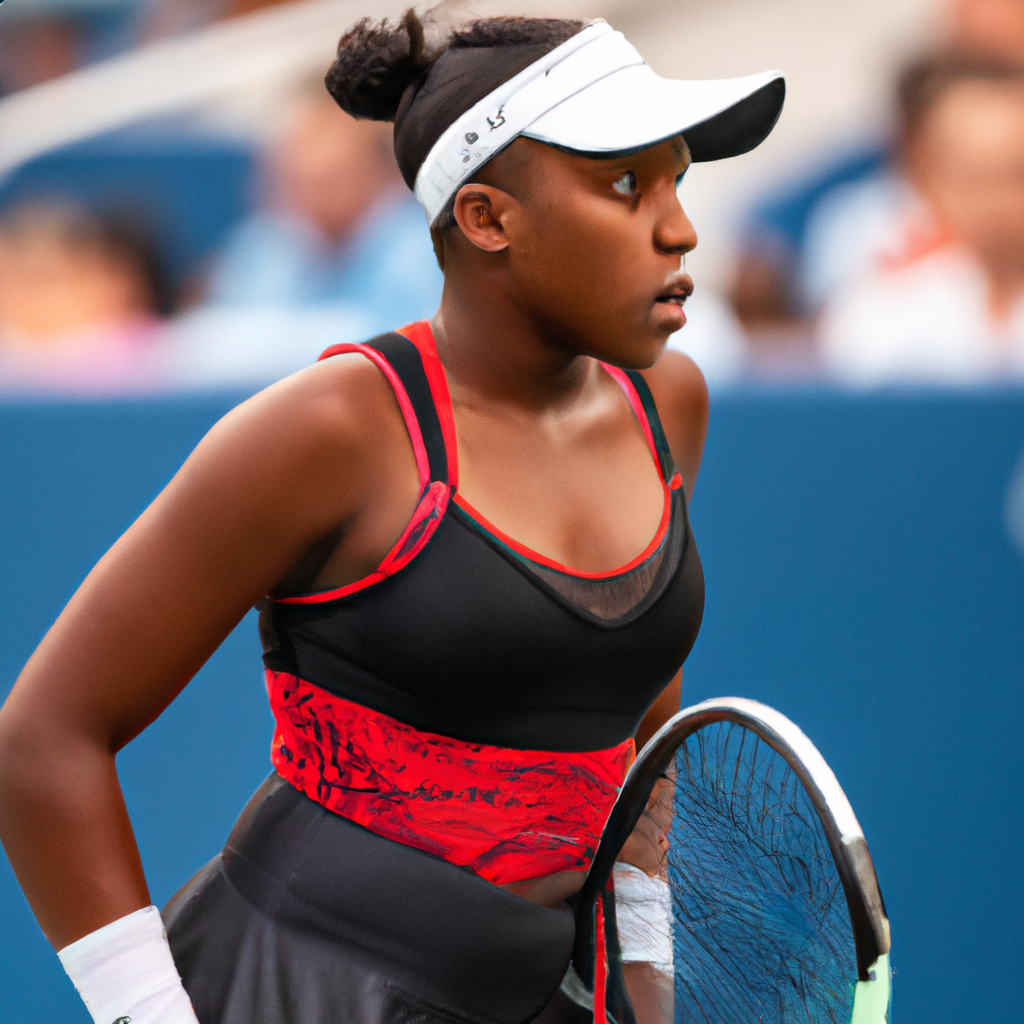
[567,697,891,1024]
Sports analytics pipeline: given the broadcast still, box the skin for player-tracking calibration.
[0,210,155,342]
[270,87,400,244]
[0,131,706,1023]
[949,0,1024,65]
[907,78,1024,320]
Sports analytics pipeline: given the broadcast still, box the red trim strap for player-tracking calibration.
[275,480,450,604]
[452,488,670,579]
[284,326,675,595]
[600,363,660,467]
[267,670,635,885]
[398,320,673,579]
[399,321,460,488]
[450,357,672,577]
[318,341,430,488]
[276,340,451,604]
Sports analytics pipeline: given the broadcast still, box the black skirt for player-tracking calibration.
[163,775,590,1024]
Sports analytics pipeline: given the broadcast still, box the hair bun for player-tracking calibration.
[326,9,433,122]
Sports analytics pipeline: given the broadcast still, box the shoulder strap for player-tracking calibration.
[623,369,678,486]
[319,333,449,486]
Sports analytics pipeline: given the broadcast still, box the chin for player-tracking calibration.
[594,332,668,371]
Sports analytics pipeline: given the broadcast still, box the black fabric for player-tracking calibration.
[523,528,671,622]
[393,42,564,189]
[457,492,686,629]
[260,339,705,752]
[366,333,449,481]
[623,369,675,481]
[164,776,577,1024]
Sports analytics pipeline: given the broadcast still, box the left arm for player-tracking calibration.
[616,352,708,1019]
[631,344,708,757]
[621,348,708,864]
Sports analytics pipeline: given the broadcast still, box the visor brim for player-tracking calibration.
[522,66,785,163]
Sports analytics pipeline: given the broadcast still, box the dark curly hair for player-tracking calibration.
[326,12,584,122]
[325,9,585,228]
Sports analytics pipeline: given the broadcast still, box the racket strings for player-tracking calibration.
[667,723,857,1023]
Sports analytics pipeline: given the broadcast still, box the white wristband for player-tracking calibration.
[613,862,674,975]
[57,906,200,1024]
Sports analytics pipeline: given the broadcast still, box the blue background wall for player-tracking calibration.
[1,390,1023,1022]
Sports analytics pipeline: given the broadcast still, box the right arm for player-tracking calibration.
[0,354,418,950]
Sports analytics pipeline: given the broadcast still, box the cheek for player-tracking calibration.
[514,202,650,308]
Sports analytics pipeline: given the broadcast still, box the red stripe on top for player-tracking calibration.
[291,328,672,593]
[275,480,450,604]
[267,670,635,884]
[444,346,672,579]
[398,321,459,488]
[453,488,671,579]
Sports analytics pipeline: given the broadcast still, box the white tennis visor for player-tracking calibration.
[413,20,785,223]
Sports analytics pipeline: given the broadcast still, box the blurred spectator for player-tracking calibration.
[207,82,437,313]
[0,0,137,95]
[819,56,1024,384]
[168,80,442,387]
[949,0,1024,64]
[0,201,172,394]
[729,0,1024,376]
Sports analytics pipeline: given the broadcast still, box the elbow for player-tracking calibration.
[0,697,94,826]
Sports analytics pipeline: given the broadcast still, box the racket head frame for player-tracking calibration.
[574,697,891,990]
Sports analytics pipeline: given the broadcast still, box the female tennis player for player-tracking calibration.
[0,13,783,1024]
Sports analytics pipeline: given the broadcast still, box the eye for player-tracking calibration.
[612,170,638,196]
[675,165,690,188]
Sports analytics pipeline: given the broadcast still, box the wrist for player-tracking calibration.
[613,861,674,975]
[58,905,200,1024]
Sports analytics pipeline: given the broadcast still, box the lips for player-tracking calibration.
[655,272,694,307]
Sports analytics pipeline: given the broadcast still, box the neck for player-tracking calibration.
[432,263,598,414]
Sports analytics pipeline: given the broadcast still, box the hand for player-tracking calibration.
[617,774,673,877]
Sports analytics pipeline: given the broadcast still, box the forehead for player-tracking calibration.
[927,79,1024,134]
[922,79,1024,161]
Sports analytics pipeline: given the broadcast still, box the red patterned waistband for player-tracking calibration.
[266,670,634,885]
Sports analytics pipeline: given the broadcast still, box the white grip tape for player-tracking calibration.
[57,906,200,1024]
[613,862,674,975]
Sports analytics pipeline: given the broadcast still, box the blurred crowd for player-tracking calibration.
[1,0,1024,396]
[728,0,1024,384]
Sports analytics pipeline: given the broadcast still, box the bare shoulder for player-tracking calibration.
[184,351,412,525]
[203,352,405,473]
[106,347,418,624]
[639,349,709,497]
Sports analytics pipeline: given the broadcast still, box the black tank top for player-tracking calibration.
[259,323,704,753]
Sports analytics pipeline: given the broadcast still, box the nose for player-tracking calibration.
[653,184,697,258]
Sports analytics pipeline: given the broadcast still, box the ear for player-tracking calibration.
[452,184,515,253]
